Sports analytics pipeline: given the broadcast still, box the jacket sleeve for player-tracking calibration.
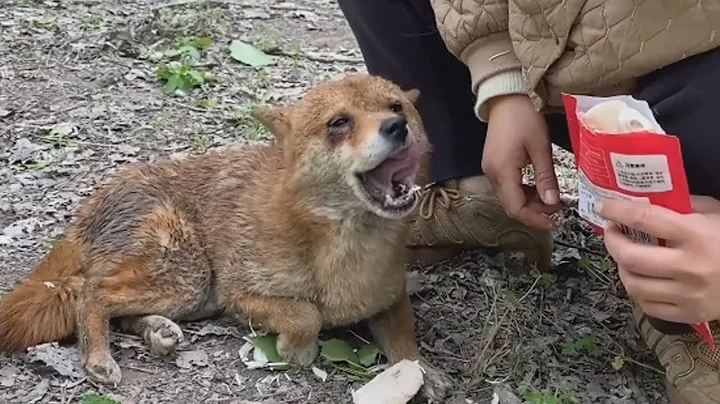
[430,0,528,122]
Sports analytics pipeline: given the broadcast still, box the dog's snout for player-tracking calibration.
[379,116,408,144]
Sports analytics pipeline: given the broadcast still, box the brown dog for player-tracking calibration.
[0,74,451,401]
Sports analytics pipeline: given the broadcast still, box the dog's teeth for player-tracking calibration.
[384,194,402,207]
[384,194,394,206]
[380,183,420,209]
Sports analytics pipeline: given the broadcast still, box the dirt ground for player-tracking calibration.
[0,1,671,403]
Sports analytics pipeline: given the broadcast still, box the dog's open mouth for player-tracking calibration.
[355,143,422,217]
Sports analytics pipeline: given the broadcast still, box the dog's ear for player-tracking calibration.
[404,89,421,105]
[252,106,291,145]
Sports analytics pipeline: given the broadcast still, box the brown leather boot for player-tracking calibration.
[406,180,554,270]
[633,303,720,404]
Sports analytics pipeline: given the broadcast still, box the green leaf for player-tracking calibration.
[178,45,201,62]
[229,40,274,67]
[43,235,61,248]
[611,355,626,370]
[250,334,283,363]
[163,73,182,94]
[149,51,166,62]
[164,48,183,59]
[81,393,120,404]
[192,36,214,49]
[320,338,359,365]
[187,70,205,85]
[357,343,381,367]
[202,72,217,83]
[154,67,172,79]
[24,160,53,171]
[525,391,557,404]
[561,334,600,358]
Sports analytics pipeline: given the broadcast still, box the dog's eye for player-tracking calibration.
[328,115,352,129]
[389,102,403,113]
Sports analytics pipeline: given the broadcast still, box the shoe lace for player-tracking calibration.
[418,182,462,220]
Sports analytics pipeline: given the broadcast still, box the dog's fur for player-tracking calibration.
[0,74,451,401]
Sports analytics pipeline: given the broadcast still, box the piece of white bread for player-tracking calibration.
[581,99,659,134]
[352,359,424,404]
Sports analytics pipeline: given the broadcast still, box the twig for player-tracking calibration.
[69,0,104,5]
[164,98,213,113]
[271,49,362,64]
[121,364,156,374]
[347,328,372,345]
[60,383,80,404]
[553,238,607,258]
[152,0,253,10]
[598,345,663,375]
[471,275,542,376]
[516,275,543,305]
[70,139,118,148]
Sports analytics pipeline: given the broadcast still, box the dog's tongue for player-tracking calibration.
[365,143,421,192]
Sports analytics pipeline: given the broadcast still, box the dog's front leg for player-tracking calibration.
[233,296,322,366]
[369,292,452,403]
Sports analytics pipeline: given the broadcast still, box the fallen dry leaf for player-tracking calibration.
[312,366,328,382]
[25,342,83,378]
[175,350,209,369]
[491,385,523,404]
[0,365,17,387]
[23,378,49,404]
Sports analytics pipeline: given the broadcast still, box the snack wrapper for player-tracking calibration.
[561,93,714,348]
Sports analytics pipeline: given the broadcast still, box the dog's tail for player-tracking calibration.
[0,238,85,351]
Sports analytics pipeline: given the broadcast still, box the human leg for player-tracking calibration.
[338,0,486,184]
[338,0,553,269]
[630,46,720,404]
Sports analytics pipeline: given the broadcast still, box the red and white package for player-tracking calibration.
[561,93,714,348]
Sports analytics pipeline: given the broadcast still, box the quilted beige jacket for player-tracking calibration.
[430,0,720,121]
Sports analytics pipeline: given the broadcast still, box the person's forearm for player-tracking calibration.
[474,69,528,122]
[430,1,529,122]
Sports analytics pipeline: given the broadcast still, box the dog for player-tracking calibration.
[0,74,451,401]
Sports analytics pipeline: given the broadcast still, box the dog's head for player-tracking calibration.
[252,74,431,220]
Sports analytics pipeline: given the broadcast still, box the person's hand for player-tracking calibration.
[595,195,720,324]
[483,95,564,230]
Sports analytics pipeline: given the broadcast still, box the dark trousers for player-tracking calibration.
[338,0,720,199]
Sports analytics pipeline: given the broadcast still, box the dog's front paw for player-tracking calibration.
[84,352,122,387]
[417,363,452,403]
[276,334,318,366]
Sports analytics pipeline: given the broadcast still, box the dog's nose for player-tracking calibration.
[379,116,408,145]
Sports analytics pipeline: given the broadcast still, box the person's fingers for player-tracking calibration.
[636,300,690,324]
[525,199,564,216]
[690,195,720,214]
[526,135,559,205]
[524,185,566,215]
[617,263,681,303]
[492,169,554,229]
[604,222,684,278]
[490,167,524,215]
[515,206,555,229]
[595,199,691,242]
